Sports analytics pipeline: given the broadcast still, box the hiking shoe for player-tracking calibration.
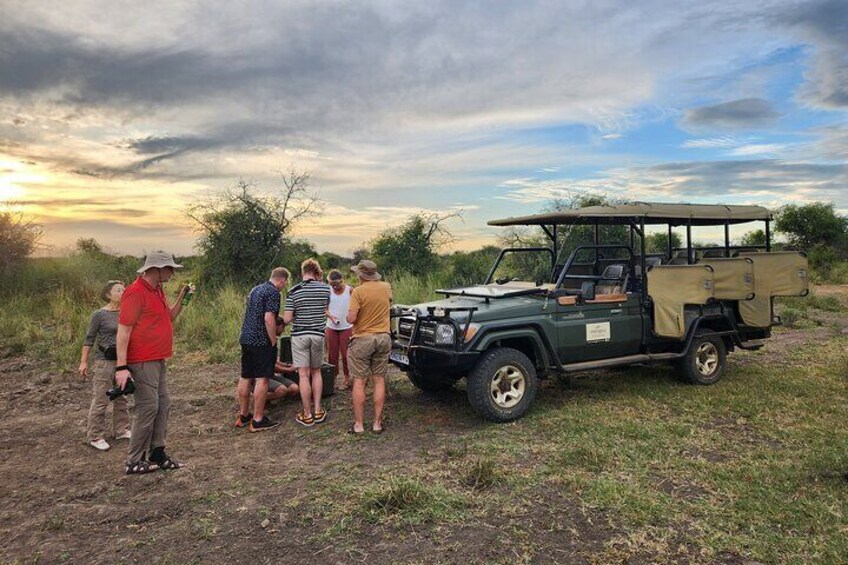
[89,439,110,451]
[115,430,132,440]
[295,412,314,427]
[313,409,327,424]
[249,416,279,432]
[235,413,253,428]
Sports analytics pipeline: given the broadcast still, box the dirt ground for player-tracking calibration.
[1,290,846,564]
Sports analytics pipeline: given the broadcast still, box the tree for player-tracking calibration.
[774,202,847,250]
[645,231,682,254]
[738,229,766,247]
[186,169,322,287]
[76,237,104,255]
[0,210,43,276]
[447,245,501,285]
[367,212,460,276]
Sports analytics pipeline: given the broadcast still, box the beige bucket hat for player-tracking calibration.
[351,259,381,281]
[137,251,184,273]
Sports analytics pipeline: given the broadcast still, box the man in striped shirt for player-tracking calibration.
[284,258,331,427]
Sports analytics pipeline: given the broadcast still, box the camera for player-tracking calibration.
[106,378,135,401]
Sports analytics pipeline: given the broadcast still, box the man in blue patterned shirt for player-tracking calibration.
[236,267,290,432]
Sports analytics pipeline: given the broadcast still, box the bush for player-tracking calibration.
[780,307,802,328]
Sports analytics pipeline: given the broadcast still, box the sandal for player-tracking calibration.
[155,457,182,470]
[313,409,327,424]
[125,460,159,475]
[348,426,365,435]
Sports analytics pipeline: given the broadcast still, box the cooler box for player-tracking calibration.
[278,335,335,397]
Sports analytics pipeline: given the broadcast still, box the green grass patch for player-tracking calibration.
[358,476,467,525]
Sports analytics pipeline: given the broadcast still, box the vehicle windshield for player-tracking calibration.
[485,248,554,285]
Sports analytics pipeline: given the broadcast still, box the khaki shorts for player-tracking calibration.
[348,333,391,379]
[292,334,324,368]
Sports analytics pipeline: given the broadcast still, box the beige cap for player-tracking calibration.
[137,251,184,273]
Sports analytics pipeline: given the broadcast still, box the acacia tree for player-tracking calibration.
[0,210,43,277]
[367,212,461,276]
[775,202,847,250]
[186,167,322,287]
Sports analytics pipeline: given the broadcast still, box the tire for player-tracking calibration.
[674,329,727,385]
[466,347,538,422]
[407,370,457,393]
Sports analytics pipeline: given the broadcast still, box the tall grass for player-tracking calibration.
[0,251,479,368]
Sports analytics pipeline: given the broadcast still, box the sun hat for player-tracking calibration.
[136,251,184,273]
[351,259,381,281]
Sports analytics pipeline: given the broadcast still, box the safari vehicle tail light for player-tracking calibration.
[434,323,456,345]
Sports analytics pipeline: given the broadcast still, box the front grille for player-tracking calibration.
[418,322,436,345]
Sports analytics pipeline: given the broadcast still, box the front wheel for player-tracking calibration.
[466,347,538,422]
[674,329,727,385]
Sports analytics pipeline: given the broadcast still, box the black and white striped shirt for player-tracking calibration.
[284,279,331,337]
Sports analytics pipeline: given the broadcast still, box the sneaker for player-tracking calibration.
[313,409,327,424]
[249,416,279,432]
[89,439,110,451]
[115,430,132,440]
[235,413,253,428]
[295,412,314,427]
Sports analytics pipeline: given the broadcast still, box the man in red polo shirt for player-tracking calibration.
[115,251,189,475]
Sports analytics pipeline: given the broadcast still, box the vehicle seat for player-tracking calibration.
[596,264,629,295]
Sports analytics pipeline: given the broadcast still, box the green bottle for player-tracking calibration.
[181,282,195,306]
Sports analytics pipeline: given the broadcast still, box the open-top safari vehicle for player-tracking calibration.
[390,202,809,422]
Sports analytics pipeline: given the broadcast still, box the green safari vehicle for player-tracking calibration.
[389,203,809,422]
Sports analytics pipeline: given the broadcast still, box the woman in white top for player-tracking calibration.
[325,269,353,389]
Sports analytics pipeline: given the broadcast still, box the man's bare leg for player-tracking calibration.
[372,375,386,431]
[311,367,323,414]
[254,378,269,421]
[237,378,252,417]
[298,367,312,417]
[352,378,366,433]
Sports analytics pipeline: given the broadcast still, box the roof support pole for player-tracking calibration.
[724,221,730,258]
[641,217,648,301]
[765,220,771,252]
[594,222,600,272]
[686,220,693,264]
[667,224,673,261]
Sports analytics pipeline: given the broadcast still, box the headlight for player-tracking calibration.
[434,323,456,345]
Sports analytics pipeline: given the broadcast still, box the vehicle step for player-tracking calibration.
[561,354,650,372]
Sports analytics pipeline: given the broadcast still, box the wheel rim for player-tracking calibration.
[490,364,526,408]
[695,342,719,376]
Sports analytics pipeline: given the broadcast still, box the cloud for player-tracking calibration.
[776,0,848,109]
[682,99,779,129]
[682,136,740,149]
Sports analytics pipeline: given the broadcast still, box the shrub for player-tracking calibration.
[780,307,802,328]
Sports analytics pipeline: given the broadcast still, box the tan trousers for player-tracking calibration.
[86,359,131,441]
[127,360,170,464]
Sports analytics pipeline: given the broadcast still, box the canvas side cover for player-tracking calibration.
[647,265,714,338]
[737,252,809,327]
[701,258,755,300]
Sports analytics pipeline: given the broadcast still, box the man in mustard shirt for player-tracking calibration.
[346,260,392,434]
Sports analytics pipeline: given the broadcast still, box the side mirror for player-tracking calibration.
[580,281,596,301]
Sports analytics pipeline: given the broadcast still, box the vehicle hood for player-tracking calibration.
[400,293,548,323]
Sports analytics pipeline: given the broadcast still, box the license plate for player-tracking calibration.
[390,350,409,365]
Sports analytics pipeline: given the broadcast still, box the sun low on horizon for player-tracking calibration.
[1,0,846,257]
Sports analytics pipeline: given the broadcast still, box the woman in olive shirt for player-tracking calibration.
[79,280,130,451]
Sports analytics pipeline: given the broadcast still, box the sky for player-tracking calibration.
[1,0,846,257]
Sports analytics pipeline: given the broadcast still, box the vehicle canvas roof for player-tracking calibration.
[488,202,773,227]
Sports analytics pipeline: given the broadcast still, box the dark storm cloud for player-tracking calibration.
[683,99,779,129]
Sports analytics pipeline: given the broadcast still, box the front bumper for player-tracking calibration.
[390,343,479,375]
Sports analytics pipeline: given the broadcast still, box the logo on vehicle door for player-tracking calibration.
[585,322,611,343]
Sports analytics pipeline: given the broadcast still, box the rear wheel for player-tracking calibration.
[466,347,538,422]
[675,329,727,385]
